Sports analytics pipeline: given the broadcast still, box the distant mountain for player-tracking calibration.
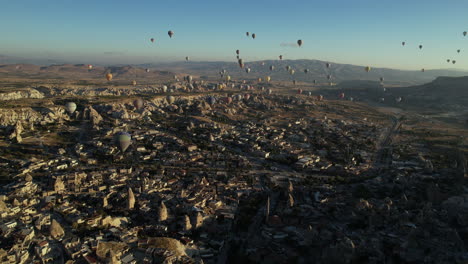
[143,59,468,86]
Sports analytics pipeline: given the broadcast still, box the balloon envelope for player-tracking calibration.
[133,99,144,110]
[116,132,132,152]
[65,102,77,114]
[166,95,175,104]
[106,73,113,81]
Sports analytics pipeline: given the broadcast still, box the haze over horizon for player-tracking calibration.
[2,0,468,71]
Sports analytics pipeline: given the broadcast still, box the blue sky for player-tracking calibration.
[1,0,468,70]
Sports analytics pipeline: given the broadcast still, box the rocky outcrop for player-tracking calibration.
[127,188,135,210]
[9,121,23,143]
[0,89,44,101]
[157,201,168,221]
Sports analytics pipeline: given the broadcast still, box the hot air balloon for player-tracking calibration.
[267,88,272,95]
[402,41,405,46]
[150,38,155,43]
[116,132,132,152]
[87,64,93,70]
[464,31,467,37]
[289,69,295,75]
[380,77,384,83]
[238,59,243,65]
[187,75,193,83]
[313,80,317,84]
[365,66,371,72]
[261,62,265,66]
[421,68,425,72]
[186,56,190,61]
[225,75,231,82]
[146,68,150,73]
[65,102,77,114]
[257,78,262,82]
[252,33,256,39]
[327,74,332,80]
[162,85,168,93]
[380,98,385,102]
[245,68,251,73]
[270,65,275,71]
[457,49,461,53]
[166,95,175,104]
[396,97,402,103]
[168,31,174,38]
[174,75,178,80]
[224,97,233,104]
[236,50,240,55]
[452,60,456,64]
[419,45,423,49]
[307,91,312,96]
[317,95,323,101]
[297,39,303,47]
[447,59,450,63]
[293,80,297,85]
[133,98,144,110]
[279,55,283,60]
[339,93,345,99]
[131,80,137,86]
[244,94,251,100]
[207,96,216,106]
[286,65,291,71]
[304,69,309,74]
[246,32,250,37]
[106,73,113,81]
[297,89,302,94]
[266,76,271,82]
[326,63,331,68]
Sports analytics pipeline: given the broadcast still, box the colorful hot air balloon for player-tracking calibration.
[289,69,295,75]
[286,65,291,71]
[457,49,461,53]
[365,66,371,72]
[267,88,272,95]
[297,89,302,94]
[106,73,113,81]
[166,95,175,104]
[225,75,231,82]
[207,96,216,106]
[87,64,93,70]
[339,93,345,99]
[252,33,256,39]
[464,31,467,37]
[187,75,193,83]
[326,63,331,68]
[380,77,384,83]
[245,68,251,73]
[265,76,271,82]
[132,80,137,86]
[447,59,450,63]
[244,94,251,100]
[261,62,265,66]
[297,39,303,47]
[452,60,456,64]
[186,56,190,61]
[168,30,174,38]
[146,68,150,73]
[317,95,323,101]
[150,38,155,43]
[246,32,250,37]
[304,69,309,74]
[270,65,275,71]
[224,97,233,104]
[116,132,132,152]
[133,98,144,110]
[65,102,77,114]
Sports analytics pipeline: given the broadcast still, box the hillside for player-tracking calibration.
[144,59,468,86]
